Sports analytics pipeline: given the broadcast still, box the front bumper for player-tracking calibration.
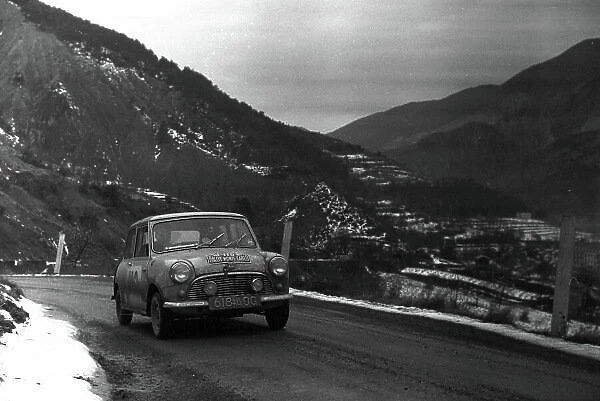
[163,293,292,309]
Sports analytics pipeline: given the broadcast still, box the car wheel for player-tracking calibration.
[115,288,133,326]
[150,291,173,339]
[265,300,289,330]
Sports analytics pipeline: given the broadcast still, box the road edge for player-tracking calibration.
[291,290,600,372]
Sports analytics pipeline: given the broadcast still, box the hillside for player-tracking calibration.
[330,39,600,230]
[0,0,548,269]
[0,0,376,265]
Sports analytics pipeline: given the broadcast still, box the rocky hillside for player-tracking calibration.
[330,39,600,230]
[0,0,385,266]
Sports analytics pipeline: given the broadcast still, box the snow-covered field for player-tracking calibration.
[0,290,105,401]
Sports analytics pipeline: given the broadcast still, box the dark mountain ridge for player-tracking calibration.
[328,85,502,151]
[332,39,600,149]
[330,39,600,231]
[504,39,600,92]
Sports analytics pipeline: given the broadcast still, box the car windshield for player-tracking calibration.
[151,217,256,253]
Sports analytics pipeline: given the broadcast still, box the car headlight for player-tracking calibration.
[169,261,193,284]
[269,257,288,277]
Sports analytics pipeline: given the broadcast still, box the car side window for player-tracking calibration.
[134,226,149,258]
[124,229,136,259]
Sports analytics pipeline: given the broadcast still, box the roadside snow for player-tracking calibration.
[399,267,549,302]
[291,288,600,363]
[0,298,103,401]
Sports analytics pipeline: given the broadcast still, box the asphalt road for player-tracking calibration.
[8,276,600,401]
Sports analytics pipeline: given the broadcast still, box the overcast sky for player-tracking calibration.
[40,0,600,133]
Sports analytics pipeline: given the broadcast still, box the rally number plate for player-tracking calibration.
[209,295,259,310]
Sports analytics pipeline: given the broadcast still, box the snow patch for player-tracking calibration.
[0,299,103,401]
[51,81,80,113]
[8,117,16,134]
[242,163,272,176]
[134,187,200,211]
[0,126,20,148]
[283,208,298,220]
[68,42,144,83]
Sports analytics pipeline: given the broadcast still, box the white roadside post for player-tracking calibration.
[551,215,575,338]
[281,219,293,260]
[54,232,66,275]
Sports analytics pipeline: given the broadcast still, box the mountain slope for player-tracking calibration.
[1,0,362,183]
[330,39,600,229]
[0,0,376,264]
[329,85,502,151]
[331,39,600,150]
[0,1,367,196]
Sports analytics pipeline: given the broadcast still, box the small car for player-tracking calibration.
[113,211,291,338]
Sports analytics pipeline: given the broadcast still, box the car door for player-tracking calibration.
[128,224,151,312]
[117,228,136,308]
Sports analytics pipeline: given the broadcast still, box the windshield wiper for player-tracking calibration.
[163,242,197,251]
[197,232,225,247]
[224,233,247,248]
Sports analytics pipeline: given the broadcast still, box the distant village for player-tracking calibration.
[322,151,600,288]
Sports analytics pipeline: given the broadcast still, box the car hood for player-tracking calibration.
[154,247,268,276]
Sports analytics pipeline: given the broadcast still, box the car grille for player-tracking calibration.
[187,272,273,301]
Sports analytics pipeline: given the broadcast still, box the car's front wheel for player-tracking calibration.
[265,301,289,330]
[115,288,133,325]
[150,292,173,339]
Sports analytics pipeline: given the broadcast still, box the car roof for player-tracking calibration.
[130,211,246,228]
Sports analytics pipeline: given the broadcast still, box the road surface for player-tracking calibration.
[8,276,600,401]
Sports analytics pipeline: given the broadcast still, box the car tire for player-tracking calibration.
[115,288,133,326]
[150,291,173,339]
[265,300,289,330]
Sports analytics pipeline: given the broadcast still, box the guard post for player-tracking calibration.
[281,219,293,260]
[54,232,66,275]
[551,215,575,338]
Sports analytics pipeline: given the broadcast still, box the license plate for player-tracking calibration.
[209,295,259,310]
